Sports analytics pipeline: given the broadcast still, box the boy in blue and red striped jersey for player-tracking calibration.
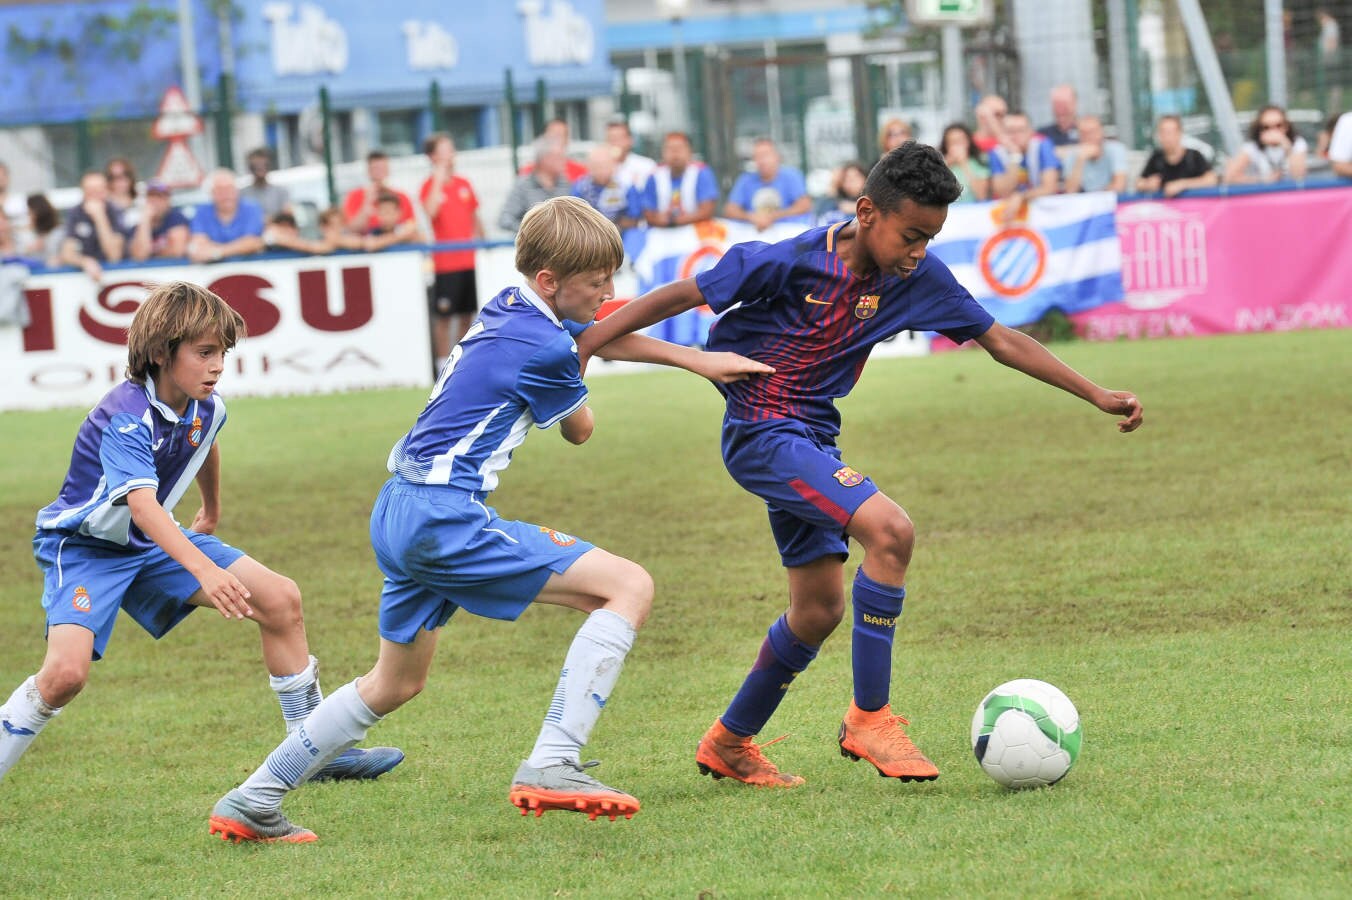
[580,142,1144,786]
[0,281,401,786]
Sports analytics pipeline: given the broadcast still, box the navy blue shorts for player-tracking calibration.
[721,417,878,568]
[370,477,594,644]
[35,529,246,660]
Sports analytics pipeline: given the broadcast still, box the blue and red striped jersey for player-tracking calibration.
[697,220,995,436]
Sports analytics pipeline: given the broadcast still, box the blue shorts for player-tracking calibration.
[34,529,246,660]
[722,417,879,568]
[370,477,594,644]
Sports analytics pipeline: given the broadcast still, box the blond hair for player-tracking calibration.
[514,196,624,284]
[126,281,245,383]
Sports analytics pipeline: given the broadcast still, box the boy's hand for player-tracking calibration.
[1097,390,1143,432]
[197,565,253,619]
[692,351,775,384]
[190,506,219,534]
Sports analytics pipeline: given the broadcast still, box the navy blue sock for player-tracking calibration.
[851,568,906,713]
[721,615,819,737]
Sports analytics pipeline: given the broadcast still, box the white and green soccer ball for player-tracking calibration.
[971,679,1082,789]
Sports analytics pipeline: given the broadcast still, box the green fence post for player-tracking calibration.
[429,80,443,133]
[505,68,520,174]
[215,72,234,170]
[319,85,336,207]
[794,64,809,177]
[534,77,547,134]
[75,119,93,175]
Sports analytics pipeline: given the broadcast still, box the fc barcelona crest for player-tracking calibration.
[833,466,865,487]
[854,295,880,319]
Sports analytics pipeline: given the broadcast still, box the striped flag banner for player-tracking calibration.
[927,192,1123,327]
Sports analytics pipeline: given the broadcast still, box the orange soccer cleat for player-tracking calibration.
[508,760,640,821]
[695,718,805,787]
[838,701,940,781]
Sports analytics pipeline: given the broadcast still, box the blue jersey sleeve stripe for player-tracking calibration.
[534,393,588,429]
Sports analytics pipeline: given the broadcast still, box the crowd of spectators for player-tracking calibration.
[3,97,1352,283]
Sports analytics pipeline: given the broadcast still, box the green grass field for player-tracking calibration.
[1,329,1349,898]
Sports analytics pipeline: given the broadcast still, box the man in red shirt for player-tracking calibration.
[419,133,485,369]
[344,150,414,234]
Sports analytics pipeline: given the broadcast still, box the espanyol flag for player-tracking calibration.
[928,192,1123,327]
[626,220,809,345]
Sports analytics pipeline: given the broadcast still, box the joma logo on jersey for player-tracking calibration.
[833,466,865,487]
[540,527,577,547]
[861,612,896,627]
[187,415,204,447]
[72,586,92,612]
[854,295,880,319]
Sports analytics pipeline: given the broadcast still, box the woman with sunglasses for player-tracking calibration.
[104,157,141,228]
[1224,105,1309,185]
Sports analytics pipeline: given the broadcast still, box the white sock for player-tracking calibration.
[270,655,322,733]
[526,609,636,769]
[0,676,63,781]
[237,680,380,811]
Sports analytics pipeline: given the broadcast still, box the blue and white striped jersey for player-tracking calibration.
[387,285,589,494]
[35,379,226,553]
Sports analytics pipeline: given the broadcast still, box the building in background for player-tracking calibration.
[0,0,613,191]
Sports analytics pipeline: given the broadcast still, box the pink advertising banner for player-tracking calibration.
[1070,186,1352,340]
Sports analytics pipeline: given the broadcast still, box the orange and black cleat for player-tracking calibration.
[696,718,805,787]
[838,701,939,781]
[508,760,639,821]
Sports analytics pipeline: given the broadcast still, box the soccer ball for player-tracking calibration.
[971,679,1081,789]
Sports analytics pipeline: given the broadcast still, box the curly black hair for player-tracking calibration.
[864,141,962,211]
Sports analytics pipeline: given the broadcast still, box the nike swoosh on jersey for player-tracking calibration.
[804,293,831,305]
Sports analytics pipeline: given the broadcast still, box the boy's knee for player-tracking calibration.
[37,661,89,708]
[256,576,304,628]
[605,560,653,629]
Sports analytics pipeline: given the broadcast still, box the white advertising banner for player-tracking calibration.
[2,250,431,412]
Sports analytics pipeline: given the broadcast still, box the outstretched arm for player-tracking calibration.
[576,277,708,362]
[974,322,1143,432]
[594,333,774,383]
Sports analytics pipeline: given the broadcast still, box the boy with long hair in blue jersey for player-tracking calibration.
[579,142,1144,786]
[209,197,772,841]
[0,282,402,786]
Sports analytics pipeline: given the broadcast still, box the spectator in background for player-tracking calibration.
[241,147,291,218]
[519,117,589,182]
[364,192,425,252]
[128,180,190,261]
[189,168,265,263]
[606,116,656,192]
[940,123,990,202]
[877,118,913,163]
[0,161,26,221]
[60,170,125,281]
[343,150,414,234]
[1038,85,1080,147]
[103,157,139,230]
[641,131,718,228]
[1063,115,1129,193]
[25,194,63,267]
[420,131,485,361]
[573,144,641,230]
[1224,105,1308,185]
[1137,115,1218,196]
[0,213,14,256]
[972,94,1011,155]
[724,138,813,230]
[316,207,364,252]
[819,160,868,225]
[1327,111,1352,178]
[262,211,330,255]
[498,137,573,232]
[988,112,1062,216]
